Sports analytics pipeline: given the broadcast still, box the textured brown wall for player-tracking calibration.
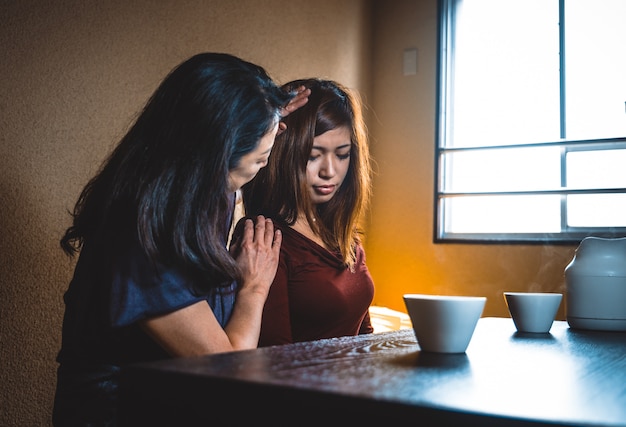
[0,1,372,424]
[365,1,577,314]
[1,0,581,425]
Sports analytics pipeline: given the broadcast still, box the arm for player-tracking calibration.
[139,216,281,356]
[258,254,293,346]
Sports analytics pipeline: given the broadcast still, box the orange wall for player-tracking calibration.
[366,0,578,317]
[1,0,580,425]
[0,1,372,424]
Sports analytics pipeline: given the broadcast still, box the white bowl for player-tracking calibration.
[504,292,562,333]
[403,294,486,353]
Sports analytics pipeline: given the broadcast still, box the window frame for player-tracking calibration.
[434,0,626,244]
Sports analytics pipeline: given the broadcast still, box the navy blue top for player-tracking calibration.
[53,197,236,426]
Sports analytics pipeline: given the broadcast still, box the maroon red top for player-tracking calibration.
[258,224,374,346]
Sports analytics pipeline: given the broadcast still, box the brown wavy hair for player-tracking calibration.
[242,78,372,269]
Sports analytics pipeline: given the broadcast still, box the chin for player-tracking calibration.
[312,196,335,204]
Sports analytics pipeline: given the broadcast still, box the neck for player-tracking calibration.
[292,214,326,249]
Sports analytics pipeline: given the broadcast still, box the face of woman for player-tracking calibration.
[306,126,352,205]
[228,122,278,192]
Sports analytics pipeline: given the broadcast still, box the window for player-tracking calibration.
[436,0,626,243]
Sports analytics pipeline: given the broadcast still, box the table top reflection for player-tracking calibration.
[120,317,626,427]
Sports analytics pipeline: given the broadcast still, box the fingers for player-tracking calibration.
[234,216,281,292]
[243,217,255,241]
[272,227,282,250]
[253,215,267,242]
[261,217,273,243]
[278,86,311,135]
[261,217,281,250]
[233,216,281,253]
[281,86,311,117]
[277,121,287,136]
[254,216,280,247]
[249,215,280,247]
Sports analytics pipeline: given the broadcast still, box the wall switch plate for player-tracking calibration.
[403,48,418,76]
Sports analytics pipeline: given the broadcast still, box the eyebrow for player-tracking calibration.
[311,143,352,151]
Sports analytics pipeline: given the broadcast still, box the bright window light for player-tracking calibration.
[436,0,626,243]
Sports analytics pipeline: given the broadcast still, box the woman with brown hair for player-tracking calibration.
[240,78,375,346]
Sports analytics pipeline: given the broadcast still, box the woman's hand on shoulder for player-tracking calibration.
[140,216,283,357]
[232,215,282,298]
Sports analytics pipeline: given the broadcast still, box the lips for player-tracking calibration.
[313,185,336,196]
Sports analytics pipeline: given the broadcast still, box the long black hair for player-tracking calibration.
[61,52,293,289]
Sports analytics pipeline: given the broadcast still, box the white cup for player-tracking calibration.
[504,292,562,333]
[403,294,486,353]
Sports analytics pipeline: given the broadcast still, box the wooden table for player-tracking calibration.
[120,317,626,426]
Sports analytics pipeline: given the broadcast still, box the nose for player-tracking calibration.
[319,155,336,178]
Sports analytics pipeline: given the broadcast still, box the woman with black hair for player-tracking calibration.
[53,52,309,426]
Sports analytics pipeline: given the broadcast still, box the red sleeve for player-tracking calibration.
[258,255,293,346]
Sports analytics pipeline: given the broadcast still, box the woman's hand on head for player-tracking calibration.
[278,86,310,134]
